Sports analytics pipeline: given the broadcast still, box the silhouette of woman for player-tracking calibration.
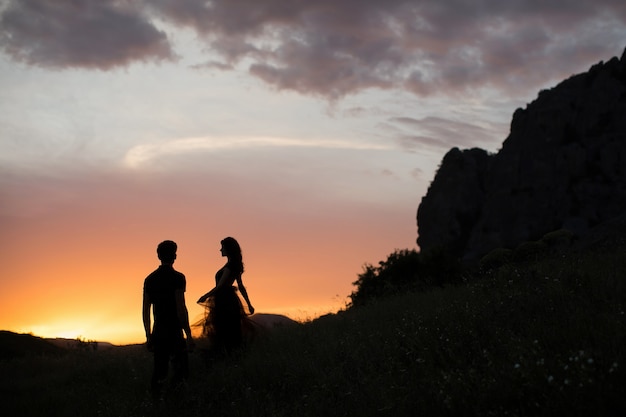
[197,237,255,355]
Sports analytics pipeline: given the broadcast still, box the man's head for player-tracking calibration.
[157,240,177,264]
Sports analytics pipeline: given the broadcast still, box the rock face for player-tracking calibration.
[417,48,626,260]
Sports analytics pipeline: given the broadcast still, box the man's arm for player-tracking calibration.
[175,289,194,346]
[142,291,152,343]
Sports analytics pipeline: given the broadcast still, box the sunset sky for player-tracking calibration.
[1,0,624,345]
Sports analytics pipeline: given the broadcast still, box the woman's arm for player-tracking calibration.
[236,276,255,314]
[197,267,234,303]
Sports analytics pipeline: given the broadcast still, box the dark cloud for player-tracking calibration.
[146,0,626,98]
[2,0,624,98]
[0,0,175,69]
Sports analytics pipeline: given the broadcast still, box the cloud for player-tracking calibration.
[389,116,498,152]
[0,0,175,69]
[123,136,392,168]
[147,0,626,98]
[410,167,424,180]
[2,0,625,98]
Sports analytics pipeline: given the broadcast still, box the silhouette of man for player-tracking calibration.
[143,240,195,400]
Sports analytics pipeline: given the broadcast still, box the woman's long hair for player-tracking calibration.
[221,236,244,273]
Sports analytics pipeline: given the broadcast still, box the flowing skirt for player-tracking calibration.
[199,286,246,354]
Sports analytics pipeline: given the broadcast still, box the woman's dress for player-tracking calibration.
[200,262,246,353]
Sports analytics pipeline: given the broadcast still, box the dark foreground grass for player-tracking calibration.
[2,246,624,417]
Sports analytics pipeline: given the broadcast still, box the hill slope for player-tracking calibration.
[0,331,66,359]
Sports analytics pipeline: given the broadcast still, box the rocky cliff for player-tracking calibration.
[417,47,626,260]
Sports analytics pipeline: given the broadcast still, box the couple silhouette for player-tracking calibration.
[142,237,254,400]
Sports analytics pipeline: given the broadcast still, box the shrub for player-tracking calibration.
[349,247,463,307]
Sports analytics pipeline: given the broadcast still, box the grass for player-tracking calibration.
[2,244,624,417]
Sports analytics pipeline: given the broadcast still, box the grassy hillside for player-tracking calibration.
[1,242,624,416]
[0,331,66,359]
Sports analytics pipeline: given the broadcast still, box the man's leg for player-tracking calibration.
[151,346,169,400]
[171,337,189,388]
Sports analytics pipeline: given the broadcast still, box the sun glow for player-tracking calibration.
[17,319,150,346]
[22,324,87,342]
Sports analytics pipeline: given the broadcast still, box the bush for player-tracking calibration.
[349,247,463,307]
[349,249,422,307]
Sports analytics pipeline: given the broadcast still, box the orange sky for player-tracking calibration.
[0,163,419,345]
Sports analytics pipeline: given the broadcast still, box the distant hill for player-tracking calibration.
[0,331,66,359]
[417,47,626,260]
[45,337,115,351]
